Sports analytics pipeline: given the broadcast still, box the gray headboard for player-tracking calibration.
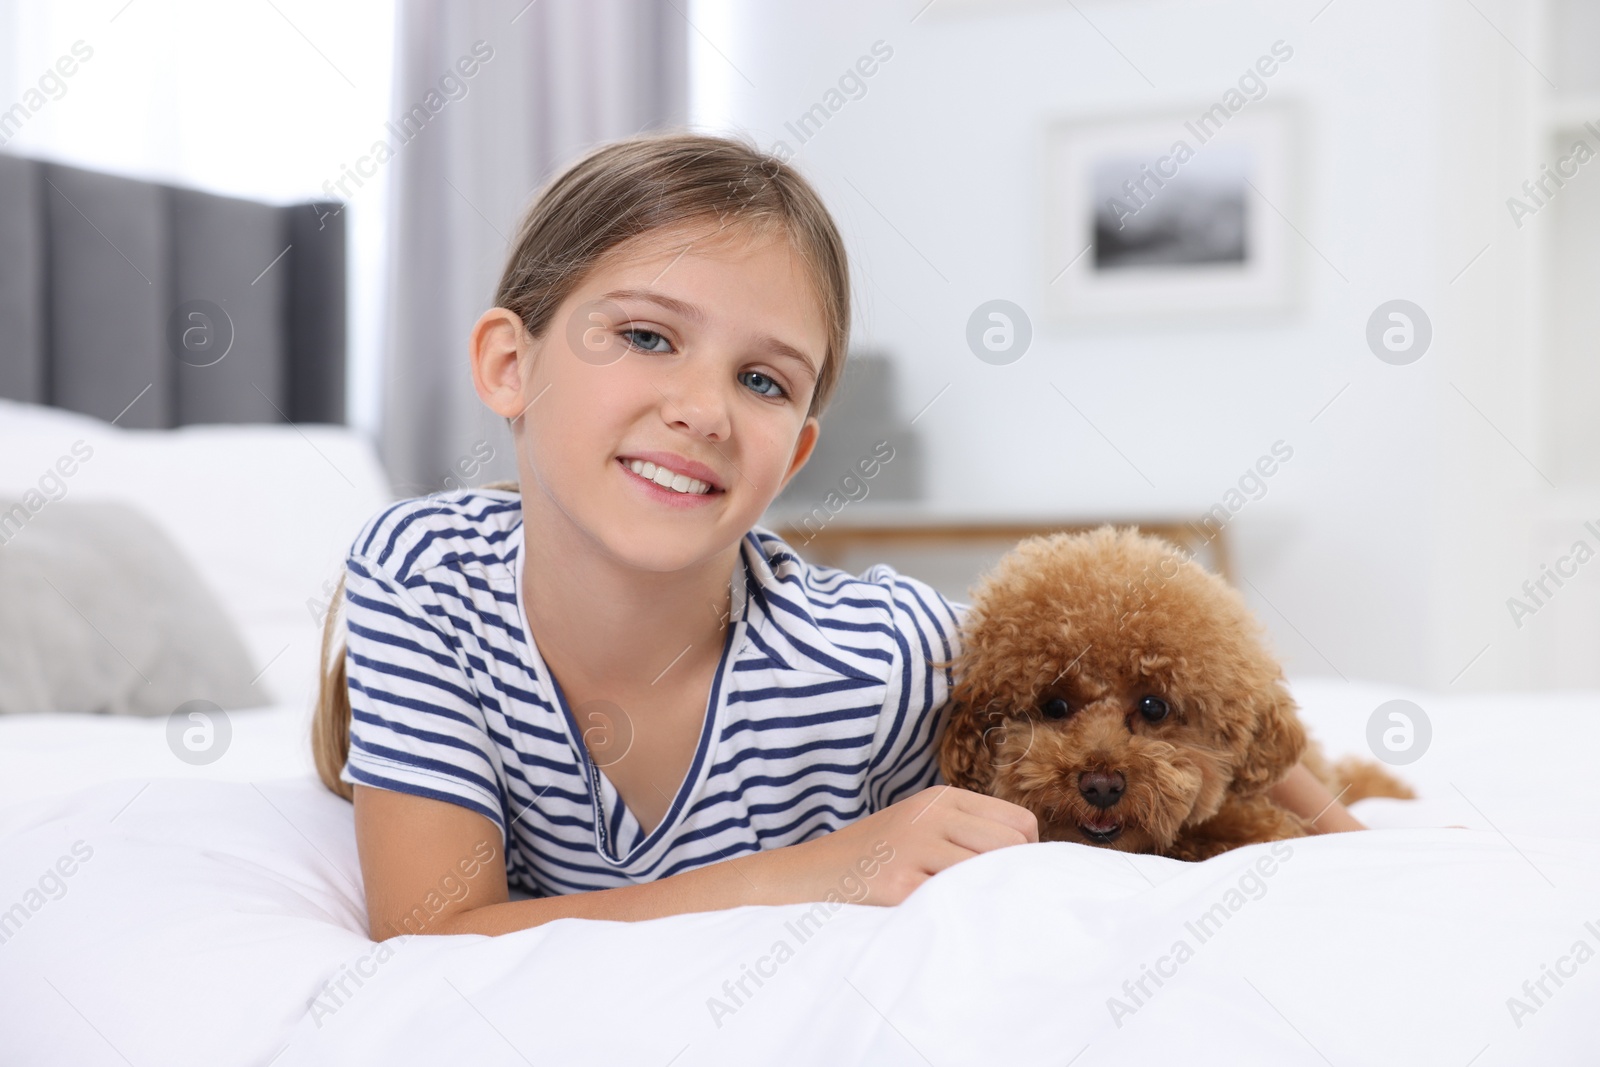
[0,154,345,429]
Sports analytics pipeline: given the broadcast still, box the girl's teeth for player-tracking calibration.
[626,458,712,495]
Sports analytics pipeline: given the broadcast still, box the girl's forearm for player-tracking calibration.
[1268,762,1366,833]
[423,843,816,937]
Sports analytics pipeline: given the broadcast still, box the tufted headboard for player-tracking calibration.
[0,154,346,429]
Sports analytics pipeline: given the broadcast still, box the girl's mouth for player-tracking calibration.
[616,457,725,506]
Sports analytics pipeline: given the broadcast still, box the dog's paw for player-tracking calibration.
[1166,796,1308,860]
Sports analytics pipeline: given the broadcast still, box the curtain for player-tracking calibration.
[381,0,688,496]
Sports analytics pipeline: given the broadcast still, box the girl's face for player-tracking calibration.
[493,221,827,573]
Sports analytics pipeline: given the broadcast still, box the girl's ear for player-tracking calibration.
[471,308,533,420]
[778,417,820,493]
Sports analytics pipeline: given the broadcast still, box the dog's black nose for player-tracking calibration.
[1078,771,1125,809]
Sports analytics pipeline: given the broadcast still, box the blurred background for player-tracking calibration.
[2,0,1596,694]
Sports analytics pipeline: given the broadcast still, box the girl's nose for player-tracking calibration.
[659,358,731,442]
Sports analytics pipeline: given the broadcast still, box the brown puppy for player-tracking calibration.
[937,526,1410,861]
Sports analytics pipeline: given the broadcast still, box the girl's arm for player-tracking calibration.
[352,785,783,938]
[354,782,1038,938]
[1267,761,1366,833]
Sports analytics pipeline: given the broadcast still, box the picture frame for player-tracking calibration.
[1042,101,1301,323]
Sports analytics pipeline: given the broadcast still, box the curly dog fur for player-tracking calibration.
[936,526,1411,861]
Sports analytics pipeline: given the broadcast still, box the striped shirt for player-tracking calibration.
[338,489,966,898]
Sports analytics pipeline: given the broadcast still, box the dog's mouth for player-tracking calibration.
[1077,811,1124,844]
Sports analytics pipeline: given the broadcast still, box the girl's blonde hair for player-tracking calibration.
[312,131,853,799]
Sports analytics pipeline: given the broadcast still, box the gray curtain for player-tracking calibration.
[381,0,687,496]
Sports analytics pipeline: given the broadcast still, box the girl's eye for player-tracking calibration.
[621,328,673,353]
[739,370,787,399]
[618,330,788,400]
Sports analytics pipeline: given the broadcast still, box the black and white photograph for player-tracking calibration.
[1044,104,1297,322]
[1091,144,1251,270]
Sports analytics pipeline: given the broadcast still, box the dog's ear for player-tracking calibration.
[1229,678,1307,796]
[937,697,996,795]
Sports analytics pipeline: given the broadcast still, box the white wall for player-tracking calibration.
[690,0,1588,691]
[3,0,1587,690]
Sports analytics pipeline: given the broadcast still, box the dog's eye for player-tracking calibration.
[1040,697,1071,720]
[1138,695,1170,723]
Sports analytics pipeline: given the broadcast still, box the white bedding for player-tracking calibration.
[2,678,1597,1065]
[4,401,1598,1062]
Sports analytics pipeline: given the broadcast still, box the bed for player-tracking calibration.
[2,394,1596,1065]
[3,167,1597,1067]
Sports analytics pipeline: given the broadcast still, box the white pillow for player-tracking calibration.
[0,501,270,715]
[0,400,394,701]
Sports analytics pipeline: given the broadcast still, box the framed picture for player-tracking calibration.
[1042,102,1300,323]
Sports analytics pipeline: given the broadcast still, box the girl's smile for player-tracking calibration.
[615,454,726,508]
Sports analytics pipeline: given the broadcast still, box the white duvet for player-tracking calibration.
[3,403,1597,1063]
[2,678,1598,1066]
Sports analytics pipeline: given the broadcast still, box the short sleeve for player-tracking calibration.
[338,553,506,839]
[860,566,967,813]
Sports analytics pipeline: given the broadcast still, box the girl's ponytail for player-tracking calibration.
[311,570,355,801]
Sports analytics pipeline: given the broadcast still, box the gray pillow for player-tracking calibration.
[0,500,271,715]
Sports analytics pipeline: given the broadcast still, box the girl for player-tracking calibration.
[311,132,1359,940]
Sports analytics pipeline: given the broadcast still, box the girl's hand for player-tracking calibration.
[766,785,1039,907]
[1268,762,1367,833]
